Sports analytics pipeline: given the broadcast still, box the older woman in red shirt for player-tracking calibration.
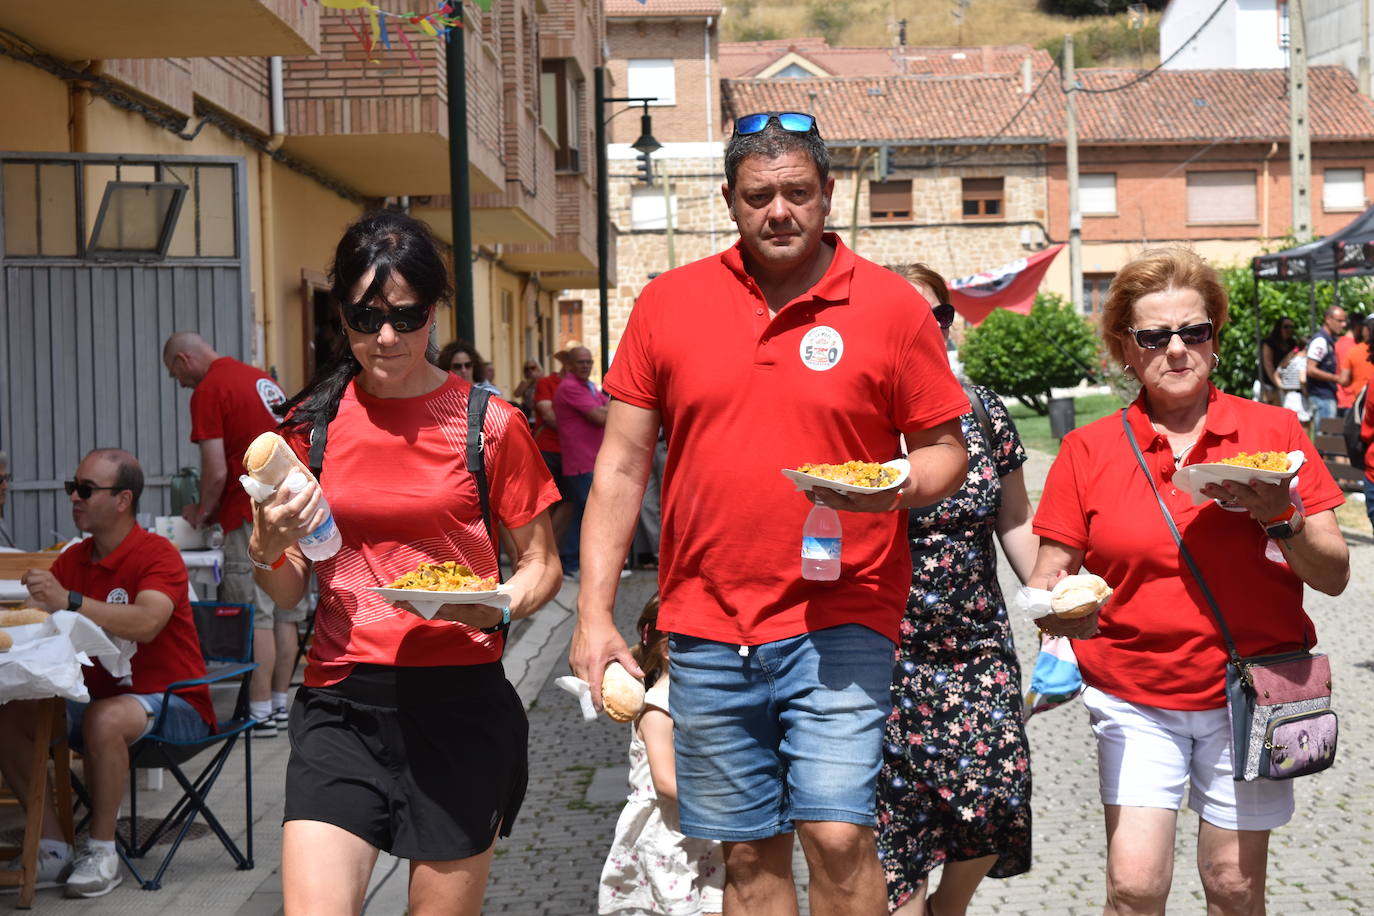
[1028,248,1349,915]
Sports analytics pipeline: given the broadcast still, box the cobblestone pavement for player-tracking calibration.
[486,447,1374,916]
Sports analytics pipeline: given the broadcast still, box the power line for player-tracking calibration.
[1075,0,1230,94]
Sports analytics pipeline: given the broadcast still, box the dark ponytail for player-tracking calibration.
[277,211,453,471]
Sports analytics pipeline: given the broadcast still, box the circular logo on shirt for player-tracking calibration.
[105,588,129,605]
[256,377,287,416]
[799,326,844,371]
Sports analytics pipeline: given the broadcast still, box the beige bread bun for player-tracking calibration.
[1050,574,1113,619]
[0,608,50,627]
[0,629,11,651]
[601,661,646,722]
[242,432,309,488]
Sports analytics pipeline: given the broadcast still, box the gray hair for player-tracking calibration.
[724,122,830,191]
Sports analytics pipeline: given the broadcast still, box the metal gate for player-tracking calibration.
[0,152,252,549]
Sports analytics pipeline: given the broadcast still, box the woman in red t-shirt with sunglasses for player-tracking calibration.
[249,211,561,915]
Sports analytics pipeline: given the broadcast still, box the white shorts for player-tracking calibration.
[1082,687,1294,831]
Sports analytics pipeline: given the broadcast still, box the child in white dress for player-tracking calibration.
[598,597,724,916]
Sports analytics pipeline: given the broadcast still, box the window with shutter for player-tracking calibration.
[962,177,1003,219]
[1322,168,1365,211]
[1081,173,1117,216]
[1186,171,1257,223]
[869,180,912,221]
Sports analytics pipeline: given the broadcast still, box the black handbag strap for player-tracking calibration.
[962,383,997,449]
[466,386,499,580]
[1120,409,1242,662]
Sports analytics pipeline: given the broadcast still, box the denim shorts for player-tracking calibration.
[668,623,894,842]
[66,692,210,752]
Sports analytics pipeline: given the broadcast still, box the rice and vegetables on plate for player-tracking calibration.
[1216,451,1290,472]
[795,460,899,489]
[386,561,497,592]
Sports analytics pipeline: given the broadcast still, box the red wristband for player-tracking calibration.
[1265,504,1297,524]
[250,551,287,571]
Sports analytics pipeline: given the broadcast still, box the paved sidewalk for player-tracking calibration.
[5,446,1372,914]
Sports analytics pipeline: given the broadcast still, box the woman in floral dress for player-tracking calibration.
[875,264,1036,916]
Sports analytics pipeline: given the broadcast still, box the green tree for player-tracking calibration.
[960,293,1101,414]
[807,0,853,46]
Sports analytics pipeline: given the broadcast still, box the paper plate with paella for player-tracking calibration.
[1174,450,1305,505]
[781,458,911,494]
[369,561,509,620]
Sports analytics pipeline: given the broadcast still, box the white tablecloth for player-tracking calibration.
[0,548,224,603]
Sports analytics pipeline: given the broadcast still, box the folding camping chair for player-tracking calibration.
[73,601,258,890]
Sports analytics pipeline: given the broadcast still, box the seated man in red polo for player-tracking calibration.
[0,448,213,899]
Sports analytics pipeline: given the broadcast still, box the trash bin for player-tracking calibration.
[1048,397,1076,440]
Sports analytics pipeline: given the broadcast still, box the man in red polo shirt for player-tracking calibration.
[164,332,302,737]
[569,113,969,915]
[1,449,212,898]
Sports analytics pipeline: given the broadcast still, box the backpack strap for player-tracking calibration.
[466,386,499,579]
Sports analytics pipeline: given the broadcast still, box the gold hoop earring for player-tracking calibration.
[1212,352,1220,370]
[1123,364,1137,378]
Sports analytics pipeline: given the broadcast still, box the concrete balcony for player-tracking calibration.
[0,0,317,60]
[502,172,602,288]
[279,13,503,198]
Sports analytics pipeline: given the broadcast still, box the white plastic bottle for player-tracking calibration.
[801,504,841,581]
[284,470,342,561]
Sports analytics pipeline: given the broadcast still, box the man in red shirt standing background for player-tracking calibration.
[571,113,968,915]
[3,449,212,898]
[163,332,303,736]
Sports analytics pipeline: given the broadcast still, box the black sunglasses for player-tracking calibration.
[733,111,821,138]
[932,303,956,329]
[65,480,125,499]
[342,302,433,335]
[1127,320,1214,350]
[0,473,10,484]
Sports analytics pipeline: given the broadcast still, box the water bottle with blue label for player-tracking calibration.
[801,504,841,581]
[284,470,342,561]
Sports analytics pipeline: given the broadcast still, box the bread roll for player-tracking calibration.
[1050,574,1113,619]
[0,608,50,627]
[242,432,310,488]
[0,630,11,651]
[601,661,646,722]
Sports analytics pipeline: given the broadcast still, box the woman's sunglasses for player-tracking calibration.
[342,302,432,335]
[733,112,820,138]
[932,303,956,329]
[1127,320,1214,350]
[64,480,125,499]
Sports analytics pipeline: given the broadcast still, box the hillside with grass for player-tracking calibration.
[724,0,1161,70]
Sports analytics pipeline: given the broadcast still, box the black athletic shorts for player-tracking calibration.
[283,662,528,861]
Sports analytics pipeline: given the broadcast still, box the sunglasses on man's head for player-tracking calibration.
[1127,320,1214,350]
[342,302,432,335]
[932,304,956,329]
[733,112,821,138]
[64,480,125,499]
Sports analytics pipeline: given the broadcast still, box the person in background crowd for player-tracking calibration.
[876,264,1034,916]
[552,346,608,578]
[437,339,501,397]
[1305,305,1347,420]
[533,351,575,563]
[1337,315,1374,410]
[483,362,504,398]
[0,450,14,548]
[250,211,561,915]
[571,111,968,916]
[3,449,213,899]
[1258,316,1296,406]
[1333,309,1360,414]
[1276,334,1310,423]
[1361,340,1374,530]
[1030,248,1348,915]
[162,331,306,737]
[512,360,543,420]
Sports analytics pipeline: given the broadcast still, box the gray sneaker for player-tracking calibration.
[0,849,72,892]
[63,844,122,898]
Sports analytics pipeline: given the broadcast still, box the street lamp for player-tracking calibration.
[594,65,659,374]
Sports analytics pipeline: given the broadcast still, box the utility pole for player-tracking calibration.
[662,169,676,269]
[446,11,474,343]
[1064,34,1083,313]
[1289,3,1312,238]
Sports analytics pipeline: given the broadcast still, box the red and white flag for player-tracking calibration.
[947,244,1065,326]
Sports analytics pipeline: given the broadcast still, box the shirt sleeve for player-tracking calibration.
[1032,431,1090,549]
[1306,337,1329,362]
[561,381,605,416]
[979,387,1028,479]
[603,289,659,410]
[189,379,223,443]
[135,541,190,622]
[891,302,968,434]
[487,401,560,530]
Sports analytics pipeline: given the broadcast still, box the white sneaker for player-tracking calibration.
[271,706,290,726]
[63,844,122,898]
[0,849,72,892]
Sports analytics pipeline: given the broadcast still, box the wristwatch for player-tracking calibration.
[479,604,512,635]
[1264,504,1301,540]
[67,590,83,612]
